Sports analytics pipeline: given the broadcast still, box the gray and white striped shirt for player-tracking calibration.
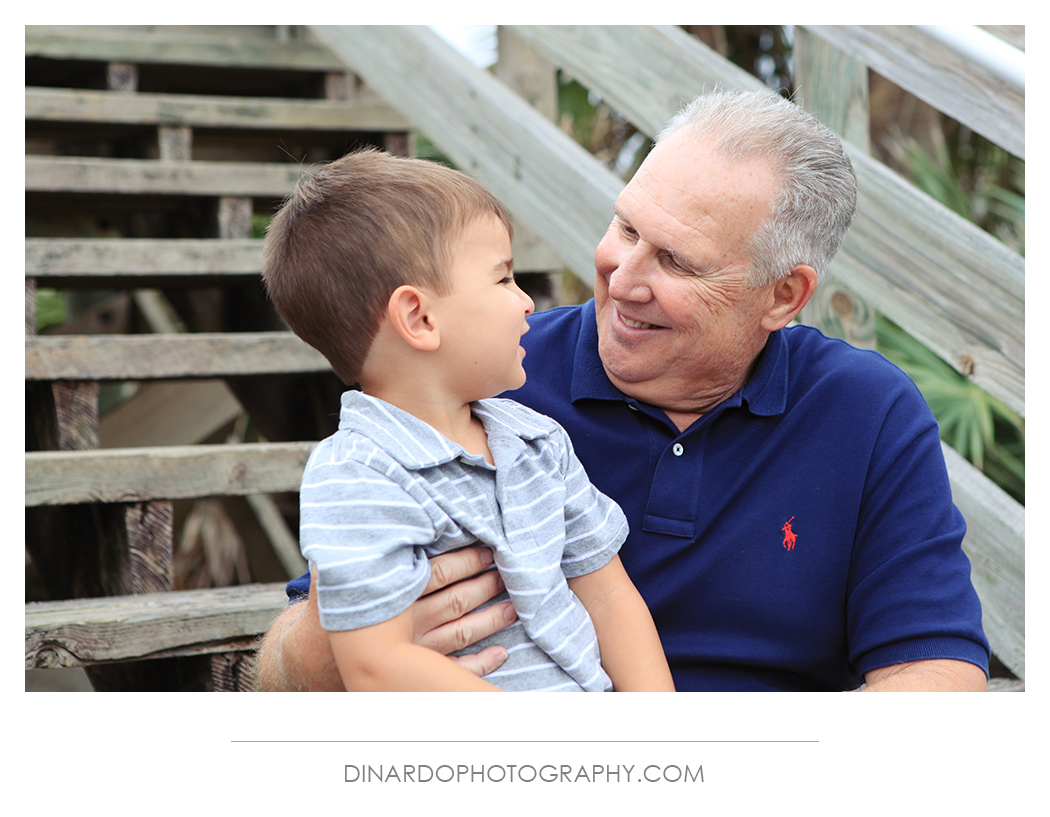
[300,392,628,691]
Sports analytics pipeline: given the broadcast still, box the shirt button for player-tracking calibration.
[672,443,684,456]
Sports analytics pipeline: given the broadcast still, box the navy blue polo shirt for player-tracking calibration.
[508,301,988,691]
[288,300,989,691]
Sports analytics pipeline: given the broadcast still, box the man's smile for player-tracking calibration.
[616,307,666,331]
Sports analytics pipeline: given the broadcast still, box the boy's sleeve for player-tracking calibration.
[299,442,436,632]
[555,428,629,579]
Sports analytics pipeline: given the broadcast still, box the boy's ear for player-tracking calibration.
[387,285,440,351]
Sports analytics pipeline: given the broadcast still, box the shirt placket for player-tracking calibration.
[628,400,723,540]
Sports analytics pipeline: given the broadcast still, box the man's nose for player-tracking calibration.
[605,245,653,302]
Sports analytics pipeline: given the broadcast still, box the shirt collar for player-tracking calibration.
[569,299,789,418]
[339,392,553,469]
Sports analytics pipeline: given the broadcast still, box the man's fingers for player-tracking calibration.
[417,600,518,656]
[415,565,501,636]
[448,645,510,678]
[423,546,495,595]
[413,546,517,656]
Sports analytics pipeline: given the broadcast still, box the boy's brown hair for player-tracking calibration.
[262,148,514,386]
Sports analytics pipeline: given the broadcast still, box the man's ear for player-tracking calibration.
[387,285,440,351]
[760,264,818,332]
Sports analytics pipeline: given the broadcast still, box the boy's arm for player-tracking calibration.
[255,549,516,691]
[331,606,503,692]
[568,556,675,691]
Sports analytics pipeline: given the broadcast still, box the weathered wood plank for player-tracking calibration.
[25,86,409,131]
[793,27,876,350]
[26,26,343,72]
[801,25,1024,159]
[310,25,623,287]
[511,24,1024,418]
[26,238,262,280]
[944,443,1025,679]
[26,155,306,198]
[26,582,288,669]
[26,235,555,285]
[25,442,315,506]
[98,381,243,448]
[25,332,329,380]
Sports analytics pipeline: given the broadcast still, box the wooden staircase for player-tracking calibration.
[24,25,420,690]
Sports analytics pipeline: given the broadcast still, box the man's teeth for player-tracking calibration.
[622,316,655,329]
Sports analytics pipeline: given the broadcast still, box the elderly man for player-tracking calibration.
[257,90,989,692]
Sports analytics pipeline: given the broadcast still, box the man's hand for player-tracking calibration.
[254,547,515,691]
[412,546,518,675]
[862,658,987,691]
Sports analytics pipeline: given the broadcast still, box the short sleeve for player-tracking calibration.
[845,379,989,676]
[554,427,629,578]
[299,440,435,631]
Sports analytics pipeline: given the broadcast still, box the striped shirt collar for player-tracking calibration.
[339,391,556,469]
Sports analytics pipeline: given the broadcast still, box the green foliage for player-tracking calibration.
[556,74,648,176]
[876,316,1024,504]
[888,124,1025,256]
[251,213,272,239]
[35,289,66,332]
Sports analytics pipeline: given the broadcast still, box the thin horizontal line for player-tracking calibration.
[231,740,819,744]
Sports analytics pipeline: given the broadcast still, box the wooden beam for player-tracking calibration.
[26,155,305,198]
[944,443,1025,679]
[801,25,1024,159]
[793,27,876,350]
[26,238,261,281]
[25,332,329,380]
[27,235,554,287]
[309,25,623,287]
[26,582,288,669]
[99,381,243,448]
[25,442,315,506]
[25,86,410,132]
[26,26,343,72]
[511,25,1024,418]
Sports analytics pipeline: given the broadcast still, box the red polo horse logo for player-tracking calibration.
[782,517,798,550]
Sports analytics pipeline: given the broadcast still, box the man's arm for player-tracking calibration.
[255,547,516,691]
[862,659,987,691]
[567,555,675,691]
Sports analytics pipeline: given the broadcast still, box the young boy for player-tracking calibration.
[263,148,673,692]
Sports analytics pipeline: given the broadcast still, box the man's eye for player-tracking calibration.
[663,254,691,274]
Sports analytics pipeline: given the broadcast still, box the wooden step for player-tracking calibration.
[26,238,262,287]
[26,582,288,669]
[25,332,328,380]
[26,25,342,72]
[26,155,304,198]
[25,86,408,132]
[26,441,314,507]
[26,235,559,287]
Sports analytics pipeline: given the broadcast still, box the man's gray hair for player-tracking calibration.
[658,90,857,285]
